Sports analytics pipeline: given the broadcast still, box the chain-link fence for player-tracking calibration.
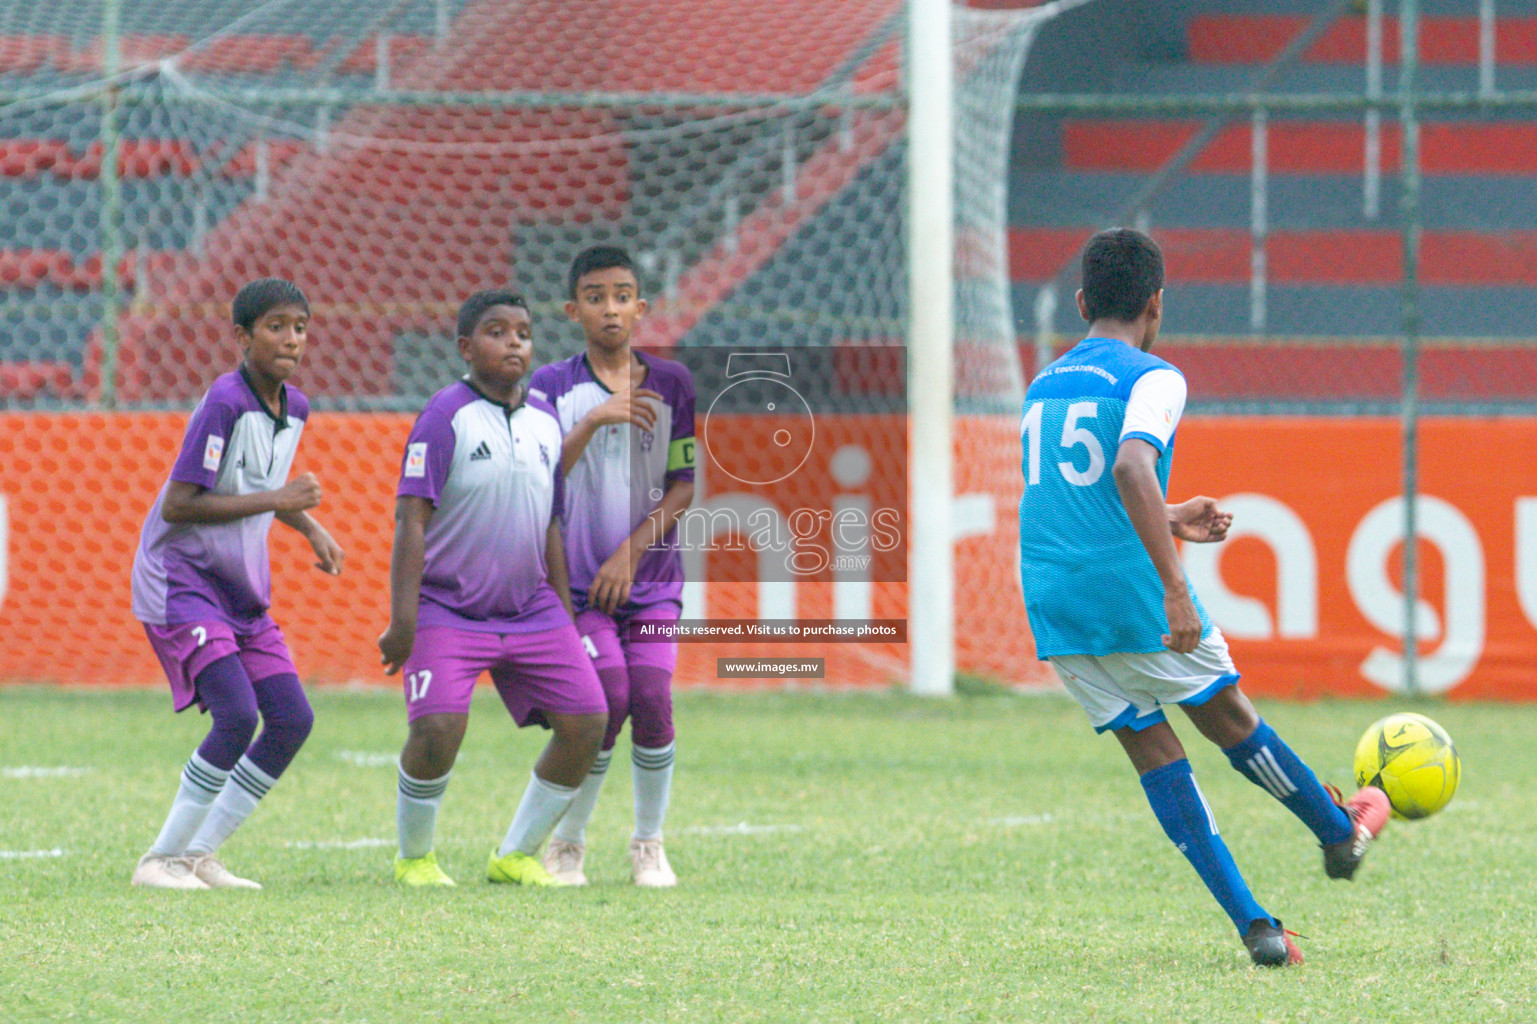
[0,0,1053,688]
[4,0,1534,695]
[1009,0,1537,697]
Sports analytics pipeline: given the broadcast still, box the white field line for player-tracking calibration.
[2,766,93,779]
[285,838,395,850]
[985,814,1054,827]
[0,848,66,859]
[677,822,807,836]
[333,751,397,768]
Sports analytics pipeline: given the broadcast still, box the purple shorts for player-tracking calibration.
[576,604,679,749]
[575,604,680,678]
[401,624,607,726]
[143,618,296,713]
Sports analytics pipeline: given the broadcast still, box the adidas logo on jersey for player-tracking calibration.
[469,441,492,461]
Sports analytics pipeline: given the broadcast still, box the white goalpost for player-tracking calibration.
[907,0,957,696]
[907,0,1095,696]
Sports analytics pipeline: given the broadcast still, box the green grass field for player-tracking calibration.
[3,685,1533,1023]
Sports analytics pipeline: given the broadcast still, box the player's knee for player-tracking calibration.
[556,711,608,757]
[280,697,315,746]
[215,703,261,749]
[627,673,673,748]
[1193,685,1259,746]
[631,717,675,750]
[406,715,466,772]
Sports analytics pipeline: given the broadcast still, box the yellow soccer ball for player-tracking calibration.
[1354,712,1461,820]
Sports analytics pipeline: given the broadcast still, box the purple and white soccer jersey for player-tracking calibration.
[395,379,605,723]
[397,379,571,633]
[130,368,310,708]
[527,351,696,612]
[132,368,310,628]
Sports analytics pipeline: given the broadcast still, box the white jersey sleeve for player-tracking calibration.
[1119,368,1187,452]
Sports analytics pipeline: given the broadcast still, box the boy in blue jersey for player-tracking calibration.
[1018,229,1391,967]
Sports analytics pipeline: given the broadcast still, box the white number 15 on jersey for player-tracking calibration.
[1020,400,1105,487]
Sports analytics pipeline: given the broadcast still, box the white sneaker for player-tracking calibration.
[629,838,677,888]
[192,854,262,890]
[542,838,588,886]
[131,853,209,890]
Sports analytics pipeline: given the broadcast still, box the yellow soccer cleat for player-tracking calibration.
[394,851,456,887]
[486,849,561,886]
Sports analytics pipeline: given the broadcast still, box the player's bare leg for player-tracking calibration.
[534,710,607,787]
[1179,685,1259,749]
[1184,687,1387,881]
[401,712,469,780]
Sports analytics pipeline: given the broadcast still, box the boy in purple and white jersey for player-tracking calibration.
[528,246,696,888]
[379,290,608,888]
[130,278,344,891]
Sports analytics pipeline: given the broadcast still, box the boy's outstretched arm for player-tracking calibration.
[1113,439,1200,653]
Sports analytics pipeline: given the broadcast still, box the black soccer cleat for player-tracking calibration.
[1243,918,1304,967]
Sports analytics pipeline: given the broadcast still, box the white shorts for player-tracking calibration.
[1049,629,1240,734]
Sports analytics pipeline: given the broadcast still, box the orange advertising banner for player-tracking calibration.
[1170,417,1537,702]
[2,412,1535,700]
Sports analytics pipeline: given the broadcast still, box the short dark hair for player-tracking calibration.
[456,289,529,339]
[567,245,638,298]
[232,278,308,332]
[1080,228,1164,323]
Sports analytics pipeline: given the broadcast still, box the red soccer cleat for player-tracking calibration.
[1322,784,1391,880]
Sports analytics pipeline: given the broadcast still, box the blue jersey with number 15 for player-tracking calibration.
[1017,337,1212,659]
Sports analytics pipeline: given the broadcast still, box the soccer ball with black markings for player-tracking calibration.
[1354,712,1461,820]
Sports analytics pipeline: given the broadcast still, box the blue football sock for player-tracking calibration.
[1141,759,1270,934]
[1223,719,1352,846]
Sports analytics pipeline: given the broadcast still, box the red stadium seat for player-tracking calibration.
[0,34,68,73]
[0,140,72,177]
[420,0,900,94]
[1189,14,1537,66]
[65,140,201,179]
[1062,120,1537,175]
[334,34,435,76]
[175,34,316,74]
[0,361,75,401]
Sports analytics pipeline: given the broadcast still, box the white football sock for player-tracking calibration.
[397,765,452,859]
[148,752,229,856]
[497,772,576,857]
[632,743,675,841]
[552,750,612,845]
[185,756,275,857]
